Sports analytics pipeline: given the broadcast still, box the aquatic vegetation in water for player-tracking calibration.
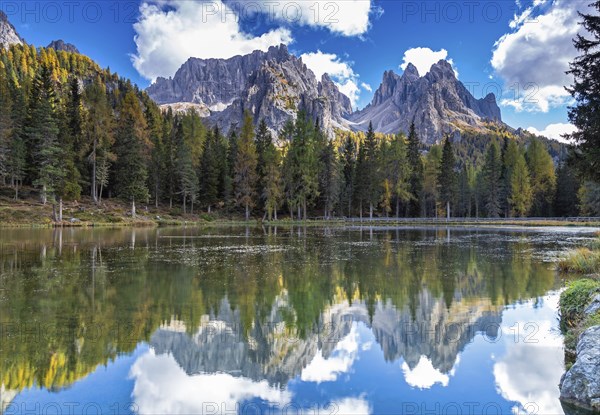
[558,248,600,274]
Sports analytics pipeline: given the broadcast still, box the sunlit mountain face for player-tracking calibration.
[0,226,592,414]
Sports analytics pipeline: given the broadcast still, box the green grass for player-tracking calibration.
[558,248,600,274]
[559,279,600,351]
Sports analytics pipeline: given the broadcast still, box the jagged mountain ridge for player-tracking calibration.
[147,44,353,135]
[47,39,80,54]
[349,61,503,144]
[0,11,22,48]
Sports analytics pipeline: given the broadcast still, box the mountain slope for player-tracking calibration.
[47,39,80,54]
[0,11,22,48]
[349,61,503,143]
[147,44,353,134]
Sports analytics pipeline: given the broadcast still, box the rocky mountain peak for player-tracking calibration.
[0,11,23,49]
[402,63,420,80]
[349,59,503,143]
[47,39,79,54]
[148,44,353,136]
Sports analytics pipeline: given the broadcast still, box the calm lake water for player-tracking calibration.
[0,226,598,415]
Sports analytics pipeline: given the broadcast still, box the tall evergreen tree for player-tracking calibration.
[567,1,600,181]
[234,111,258,220]
[438,136,457,218]
[483,142,502,217]
[175,121,198,214]
[387,133,412,218]
[319,140,340,219]
[200,128,221,212]
[407,122,424,217]
[340,135,356,217]
[554,163,580,217]
[113,91,149,217]
[25,64,64,217]
[262,135,283,221]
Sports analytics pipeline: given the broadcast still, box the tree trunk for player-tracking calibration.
[99,183,104,204]
[52,202,57,222]
[446,201,450,220]
[132,199,136,218]
[155,181,159,208]
[359,202,363,221]
[58,198,63,222]
[14,182,19,201]
[92,138,97,203]
[303,197,307,221]
[208,205,211,213]
[297,205,301,221]
[370,203,373,220]
[191,199,194,215]
[396,198,400,219]
[274,205,278,221]
[183,193,187,214]
[245,203,250,221]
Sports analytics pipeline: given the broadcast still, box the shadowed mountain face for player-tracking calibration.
[0,11,22,48]
[147,44,353,135]
[348,61,503,144]
[47,39,80,54]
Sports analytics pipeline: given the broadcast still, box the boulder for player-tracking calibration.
[560,325,600,411]
[584,294,600,317]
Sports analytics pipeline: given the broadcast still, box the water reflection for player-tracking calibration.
[0,226,581,414]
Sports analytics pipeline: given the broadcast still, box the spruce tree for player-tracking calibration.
[567,0,600,181]
[340,135,356,217]
[26,64,64,215]
[407,122,423,217]
[319,140,340,219]
[387,133,411,218]
[438,136,457,218]
[175,121,198,214]
[234,111,258,220]
[113,91,149,217]
[200,128,221,212]
[483,142,502,217]
[554,163,580,217]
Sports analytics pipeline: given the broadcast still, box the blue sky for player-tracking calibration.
[3,0,590,141]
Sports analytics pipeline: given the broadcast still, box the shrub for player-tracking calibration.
[559,279,600,330]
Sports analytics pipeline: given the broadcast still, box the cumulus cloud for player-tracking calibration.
[401,356,457,389]
[527,123,576,143]
[132,0,293,81]
[400,47,458,77]
[301,324,360,383]
[300,50,368,108]
[130,349,291,414]
[491,0,586,112]
[252,0,374,36]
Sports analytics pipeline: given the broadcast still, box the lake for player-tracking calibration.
[0,226,597,415]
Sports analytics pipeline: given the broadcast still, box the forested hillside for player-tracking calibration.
[0,43,590,222]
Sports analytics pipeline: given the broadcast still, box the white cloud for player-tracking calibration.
[331,397,372,415]
[253,0,374,36]
[527,123,577,143]
[400,47,458,77]
[361,82,372,92]
[493,297,565,415]
[300,50,363,107]
[401,356,453,389]
[491,0,586,112]
[130,349,291,414]
[301,324,360,383]
[132,1,293,81]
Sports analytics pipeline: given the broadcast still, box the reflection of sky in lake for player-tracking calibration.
[8,293,565,415]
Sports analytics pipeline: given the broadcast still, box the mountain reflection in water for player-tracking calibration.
[0,226,587,414]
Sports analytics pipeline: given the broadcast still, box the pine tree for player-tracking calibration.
[234,111,258,220]
[483,142,502,217]
[84,76,114,203]
[387,133,412,218]
[0,68,13,184]
[175,121,198,214]
[502,140,520,217]
[438,136,457,218]
[567,0,600,181]
[407,122,423,217]
[509,150,533,217]
[255,119,272,211]
[113,91,149,217]
[554,163,580,217]
[200,128,221,212]
[262,136,283,221]
[340,135,356,217]
[362,122,380,219]
[26,64,64,216]
[319,140,340,219]
[423,145,442,217]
